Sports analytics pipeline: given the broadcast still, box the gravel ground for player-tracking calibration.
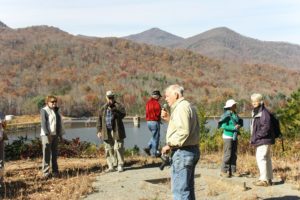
[84,163,300,200]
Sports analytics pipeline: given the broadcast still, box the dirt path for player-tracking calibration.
[84,163,300,200]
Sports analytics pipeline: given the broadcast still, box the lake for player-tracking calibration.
[7,118,251,149]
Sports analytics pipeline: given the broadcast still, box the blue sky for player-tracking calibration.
[1,0,300,44]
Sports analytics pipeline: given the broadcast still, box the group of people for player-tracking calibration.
[219,93,276,188]
[0,84,277,199]
[95,85,200,199]
[143,88,277,199]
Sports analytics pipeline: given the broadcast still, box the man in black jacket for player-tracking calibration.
[250,93,274,187]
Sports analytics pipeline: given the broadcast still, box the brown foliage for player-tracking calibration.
[0,26,300,116]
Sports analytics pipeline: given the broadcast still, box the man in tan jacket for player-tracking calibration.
[161,84,200,200]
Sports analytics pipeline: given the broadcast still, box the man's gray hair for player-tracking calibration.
[166,84,184,97]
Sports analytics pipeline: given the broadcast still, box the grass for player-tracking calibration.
[2,158,103,200]
[1,155,162,200]
[1,139,299,199]
[201,145,300,187]
[7,115,41,124]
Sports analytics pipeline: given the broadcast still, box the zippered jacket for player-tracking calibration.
[96,101,126,140]
[40,106,65,136]
[250,105,275,146]
[146,98,161,121]
[219,110,243,138]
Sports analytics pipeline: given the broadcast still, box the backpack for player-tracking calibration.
[269,112,282,139]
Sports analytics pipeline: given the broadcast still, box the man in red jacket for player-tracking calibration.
[144,90,162,157]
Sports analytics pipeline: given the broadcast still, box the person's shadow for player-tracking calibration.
[264,196,300,200]
[125,161,162,171]
[272,180,285,185]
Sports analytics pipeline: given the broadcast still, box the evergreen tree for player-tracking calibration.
[277,88,300,138]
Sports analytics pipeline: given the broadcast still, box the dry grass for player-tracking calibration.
[204,176,243,197]
[2,157,104,200]
[202,147,300,186]
[7,114,72,124]
[1,156,161,200]
[1,145,299,199]
[7,115,41,124]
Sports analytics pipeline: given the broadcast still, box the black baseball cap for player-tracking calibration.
[152,90,162,97]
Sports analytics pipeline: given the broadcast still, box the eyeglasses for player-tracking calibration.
[50,101,57,103]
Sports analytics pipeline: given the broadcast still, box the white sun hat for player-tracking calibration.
[224,99,237,108]
[106,90,114,97]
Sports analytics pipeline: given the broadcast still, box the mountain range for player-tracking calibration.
[0,21,8,28]
[124,28,184,47]
[0,20,300,116]
[124,27,300,69]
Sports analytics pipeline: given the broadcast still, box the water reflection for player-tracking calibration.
[7,119,250,149]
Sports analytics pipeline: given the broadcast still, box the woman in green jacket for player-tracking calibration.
[218,99,243,178]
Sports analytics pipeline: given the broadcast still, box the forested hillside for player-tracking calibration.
[0,25,299,116]
[0,21,8,28]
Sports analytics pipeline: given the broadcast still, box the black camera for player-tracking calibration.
[159,154,171,170]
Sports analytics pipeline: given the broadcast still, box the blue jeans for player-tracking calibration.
[147,121,160,156]
[171,146,200,200]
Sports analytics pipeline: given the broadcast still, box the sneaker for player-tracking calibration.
[143,148,151,156]
[105,167,116,173]
[253,180,270,187]
[154,151,162,158]
[220,172,230,178]
[117,165,124,172]
[41,174,51,180]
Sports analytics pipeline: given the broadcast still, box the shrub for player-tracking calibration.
[124,145,140,157]
[5,137,99,161]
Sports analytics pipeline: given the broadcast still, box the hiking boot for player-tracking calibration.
[143,148,151,156]
[52,172,60,178]
[220,172,230,178]
[268,179,273,186]
[117,165,124,172]
[253,180,271,187]
[231,172,241,177]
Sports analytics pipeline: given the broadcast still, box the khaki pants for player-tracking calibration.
[256,144,273,181]
[104,130,124,169]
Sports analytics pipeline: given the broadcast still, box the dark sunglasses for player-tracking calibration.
[50,100,57,103]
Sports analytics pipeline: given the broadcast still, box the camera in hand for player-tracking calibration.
[162,103,168,111]
[159,154,171,170]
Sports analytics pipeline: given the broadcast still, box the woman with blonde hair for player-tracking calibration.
[40,95,65,179]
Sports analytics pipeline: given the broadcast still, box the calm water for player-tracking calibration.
[7,119,251,149]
